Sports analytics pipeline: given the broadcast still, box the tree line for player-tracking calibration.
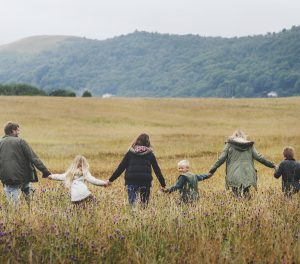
[0,84,92,97]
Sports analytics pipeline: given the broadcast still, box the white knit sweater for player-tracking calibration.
[50,171,106,202]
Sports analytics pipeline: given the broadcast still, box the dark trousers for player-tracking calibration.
[127,185,151,205]
[283,183,300,198]
[232,186,251,199]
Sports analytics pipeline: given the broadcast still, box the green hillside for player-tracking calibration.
[0,27,299,97]
[0,35,74,54]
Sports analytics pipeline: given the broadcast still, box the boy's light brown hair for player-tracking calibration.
[283,146,295,160]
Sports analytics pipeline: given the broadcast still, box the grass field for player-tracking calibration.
[0,96,299,263]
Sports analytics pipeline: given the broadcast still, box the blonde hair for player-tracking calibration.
[229,130,248,140]
[178,160,189,168]
[65,155,89,188]
[283,146,295,160]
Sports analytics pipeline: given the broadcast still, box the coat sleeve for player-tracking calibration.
[274,162,283,178]
[252,146,275,168]
[20,139,51,177]
[85,171,107,186]
[109,152,130,182]
[296,162,300,181]
[209,143,229,174]
[167,176,185,193]
[151,153,166,187]
[196,174,211,181]
[49,173,66,181]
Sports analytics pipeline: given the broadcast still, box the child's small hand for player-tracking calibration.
[105,180,112,187]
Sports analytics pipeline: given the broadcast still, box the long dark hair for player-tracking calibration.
[132,133,151,148]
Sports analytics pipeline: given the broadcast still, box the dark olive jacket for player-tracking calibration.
[0,135,50,185]
[167,172,210,203]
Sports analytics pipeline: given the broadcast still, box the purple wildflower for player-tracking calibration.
[0,232,7,237]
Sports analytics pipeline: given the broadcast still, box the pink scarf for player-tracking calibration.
[133,145,151,153]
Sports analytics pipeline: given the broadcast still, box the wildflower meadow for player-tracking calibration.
[0,96,299,263]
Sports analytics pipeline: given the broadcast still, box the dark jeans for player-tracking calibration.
[283,183,300,198]
[232,186,251,199]
[127,185,151,205]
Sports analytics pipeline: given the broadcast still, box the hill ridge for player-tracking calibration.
[0,26,299,97]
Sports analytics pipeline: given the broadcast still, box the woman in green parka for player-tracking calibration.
[209,130,276,198]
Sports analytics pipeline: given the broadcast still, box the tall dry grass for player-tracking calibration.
[0,96,299,263]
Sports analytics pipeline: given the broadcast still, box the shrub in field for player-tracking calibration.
[49,89,76,97]
[82,90,92,97]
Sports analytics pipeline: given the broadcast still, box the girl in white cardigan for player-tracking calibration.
[49,155,108,203]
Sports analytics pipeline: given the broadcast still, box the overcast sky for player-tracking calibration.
[1,0,299,45]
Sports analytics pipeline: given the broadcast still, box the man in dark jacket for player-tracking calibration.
[0,122,51,205]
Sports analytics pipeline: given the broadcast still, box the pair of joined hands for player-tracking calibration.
[104,180,112,187]
[160,186,168,193]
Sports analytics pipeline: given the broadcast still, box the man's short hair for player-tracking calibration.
[4,122,19,135]
[178,159,189,168]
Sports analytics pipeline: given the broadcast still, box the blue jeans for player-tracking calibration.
[4,183,33,205]
[127,185,151,205]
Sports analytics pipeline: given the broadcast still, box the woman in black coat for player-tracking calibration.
[109,133,166,206]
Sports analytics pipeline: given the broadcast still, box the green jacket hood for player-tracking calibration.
[180,172,194,178]
[227,139,254,151]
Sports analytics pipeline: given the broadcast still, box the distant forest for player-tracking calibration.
[0,26,299,97]
[0,84,90,97]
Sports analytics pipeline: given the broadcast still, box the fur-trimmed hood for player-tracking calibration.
[129,146,153,155]
[227,137,254,151]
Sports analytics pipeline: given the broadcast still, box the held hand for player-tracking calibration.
[43,172,51,178]
[161,186,168,193]
[105,180,112,187]
[208,172,213,177]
